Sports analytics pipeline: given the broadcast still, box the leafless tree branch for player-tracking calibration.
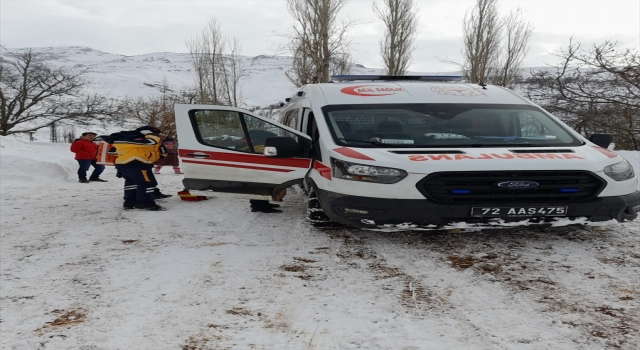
[0,47,118,136]
[285,0,356,87]
[521,38,640,150]
[373,0,420,75]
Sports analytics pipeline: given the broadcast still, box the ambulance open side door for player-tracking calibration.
[174,104,312,198]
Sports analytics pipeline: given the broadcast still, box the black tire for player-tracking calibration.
[307,185,329,222]
[307,185,343,228]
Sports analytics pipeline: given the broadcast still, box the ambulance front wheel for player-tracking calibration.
[307,185,332,227]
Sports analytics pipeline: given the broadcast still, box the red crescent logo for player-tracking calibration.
[340,85,404,96]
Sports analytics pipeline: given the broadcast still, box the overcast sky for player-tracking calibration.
[1,0,639,71]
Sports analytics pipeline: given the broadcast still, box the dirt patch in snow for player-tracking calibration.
[40,309,87,330]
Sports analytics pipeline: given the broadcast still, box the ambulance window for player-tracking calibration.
[242,114,300,154]
[192,110,245,150]
[283,109,298,130]
[306,113,322,160]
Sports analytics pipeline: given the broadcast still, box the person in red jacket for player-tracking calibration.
[70,132,107,183]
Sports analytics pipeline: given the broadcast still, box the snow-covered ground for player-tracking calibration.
[1,137,639,350]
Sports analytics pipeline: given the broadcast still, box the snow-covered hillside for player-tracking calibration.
[10,46,388,108]
[1,138,639,349]
[9,46,467,108]
[5,46,465,142]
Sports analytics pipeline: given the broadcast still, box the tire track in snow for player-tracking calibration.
[354,225,640,349]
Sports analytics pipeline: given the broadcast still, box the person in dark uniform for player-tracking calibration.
[103,126,167,211]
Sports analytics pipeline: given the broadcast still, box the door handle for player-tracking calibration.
[185,153,211,158]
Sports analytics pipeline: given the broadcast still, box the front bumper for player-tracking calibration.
[317,189,640,229]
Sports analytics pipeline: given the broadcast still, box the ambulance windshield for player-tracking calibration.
[322,104,582,148]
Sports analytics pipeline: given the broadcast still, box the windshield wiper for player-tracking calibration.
[338,137,414,147]
[470,143,538,147]
[338,138,387,147]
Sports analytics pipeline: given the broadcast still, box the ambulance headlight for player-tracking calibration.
[604,160,635,181]
[332,158,407,184]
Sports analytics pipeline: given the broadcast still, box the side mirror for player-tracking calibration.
[263,136,308,158]
[588,134,613,149]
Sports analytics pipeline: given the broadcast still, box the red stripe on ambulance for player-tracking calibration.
[313,161,331,180]
[182,159,293,172]
[590,146,618,158]
[332,147,375,161]
[180,149,311,168]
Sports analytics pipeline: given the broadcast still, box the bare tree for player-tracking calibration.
[285,0,355,86]
[203,17,225,104]
[492,8,534,88]
[0,47,117,136]
[373,0,420,75]
[461,0,502,84]
[185,34,209,103]
[118,81,195,139]
[442,0,532,87]
[521,39,640,150]
[219,38,245,107]
[287,36,316,87]
[185,16,245,106]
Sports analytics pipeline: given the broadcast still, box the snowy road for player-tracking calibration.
[1,139,639,349]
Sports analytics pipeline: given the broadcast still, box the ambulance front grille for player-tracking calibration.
[417,171,606,203]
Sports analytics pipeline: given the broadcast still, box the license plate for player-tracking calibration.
[471,206,568,217]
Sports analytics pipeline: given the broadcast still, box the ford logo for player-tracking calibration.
[497,181,540,189]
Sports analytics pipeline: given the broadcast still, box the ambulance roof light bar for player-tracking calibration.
[331,75,463,82]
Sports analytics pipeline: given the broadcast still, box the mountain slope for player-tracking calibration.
[12,46,389,108]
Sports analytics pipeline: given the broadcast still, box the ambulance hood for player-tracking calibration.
[329,145,624,174]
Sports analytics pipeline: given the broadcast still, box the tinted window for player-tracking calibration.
[192,110,299,154]
[243,114,299,153]
[284,109,298,130]
[193,110,244,149]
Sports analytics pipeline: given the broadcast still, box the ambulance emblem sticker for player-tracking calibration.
[431,86,485,96]
[340,85,405,96]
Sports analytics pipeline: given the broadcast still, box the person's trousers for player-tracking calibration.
[77,160,105,179]
[115,163,158,206]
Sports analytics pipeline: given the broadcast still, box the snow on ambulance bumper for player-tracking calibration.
[317,189,640,229]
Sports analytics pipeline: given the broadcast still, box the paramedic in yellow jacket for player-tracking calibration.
[111,126,167,211]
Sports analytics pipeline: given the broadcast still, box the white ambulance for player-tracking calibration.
[174,76,639,229]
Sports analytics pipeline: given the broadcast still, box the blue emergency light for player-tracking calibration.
[450,189,472,194]
[557,188,579,193]
[331,75,463,82]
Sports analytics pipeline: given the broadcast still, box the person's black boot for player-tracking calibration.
[135,203,167,211]
[250,199,281,211]
[79,178,89,183]
[250,200,282,213]
[152,188,172,199]
[89,177,108,182]
[254,206,282,213]
[123,203,136,210]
